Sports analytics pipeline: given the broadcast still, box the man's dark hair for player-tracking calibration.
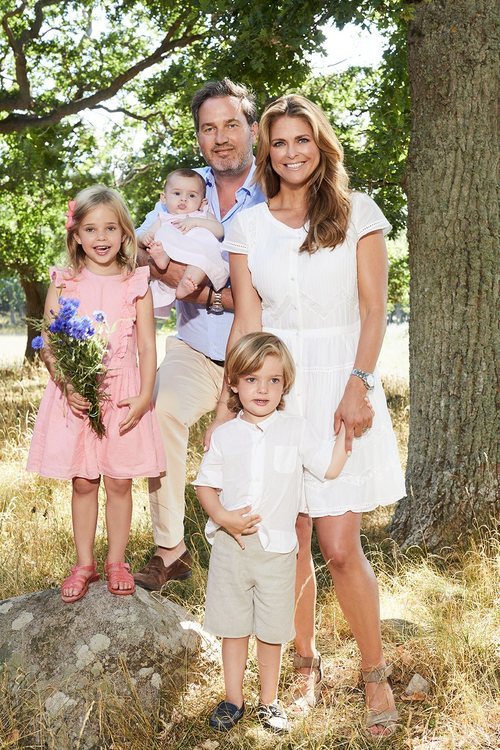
[191,78,258,132]
[163,168,206,196]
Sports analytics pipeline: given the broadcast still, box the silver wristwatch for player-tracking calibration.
[351,368,375,390]
[209,290,224,314]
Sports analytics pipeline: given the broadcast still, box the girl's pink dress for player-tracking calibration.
[27,265,166,480]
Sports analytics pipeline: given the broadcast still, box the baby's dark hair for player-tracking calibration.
[163,168,206,197]
[226,332,296,414]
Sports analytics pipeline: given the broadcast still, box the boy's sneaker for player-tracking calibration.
[256,700,290,732]
[208,700,245,732]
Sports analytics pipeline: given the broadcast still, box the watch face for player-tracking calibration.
[366,374,375,388]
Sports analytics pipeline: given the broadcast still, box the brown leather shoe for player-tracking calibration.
[133,550,192,591]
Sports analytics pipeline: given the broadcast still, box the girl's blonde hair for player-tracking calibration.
[225,332,296,414]
[255,94,351,254]
[66,185,137,274]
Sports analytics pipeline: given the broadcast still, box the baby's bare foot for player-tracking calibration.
[176,275,198,299]
[147,241,169,270]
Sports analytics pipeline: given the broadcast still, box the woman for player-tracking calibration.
[210,95,405,737]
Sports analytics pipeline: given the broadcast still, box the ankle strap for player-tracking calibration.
[362,664,393,683]
[293,653,321,670]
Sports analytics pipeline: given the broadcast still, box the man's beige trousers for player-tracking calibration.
[148,336,224,548]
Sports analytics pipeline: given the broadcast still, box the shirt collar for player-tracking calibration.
[203,158,257,195]
[236,410,279,432]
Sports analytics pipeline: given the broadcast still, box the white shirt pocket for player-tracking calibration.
[273,445,299,474]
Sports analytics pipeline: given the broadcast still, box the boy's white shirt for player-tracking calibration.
[193,411,334,553]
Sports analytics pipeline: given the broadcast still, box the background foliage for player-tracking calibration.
[0,0,411,327]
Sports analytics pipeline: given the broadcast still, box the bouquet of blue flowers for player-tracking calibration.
[32,298,109,437]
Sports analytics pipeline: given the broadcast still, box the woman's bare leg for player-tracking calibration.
[315,512,397,736]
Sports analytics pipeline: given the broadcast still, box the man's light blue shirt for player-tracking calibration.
[137,161,265,361]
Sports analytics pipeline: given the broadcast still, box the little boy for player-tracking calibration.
[138,168,228,315]
[194,332,351,733]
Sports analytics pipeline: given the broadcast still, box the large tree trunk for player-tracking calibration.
[21,278,47,361]
[391,0,498,550]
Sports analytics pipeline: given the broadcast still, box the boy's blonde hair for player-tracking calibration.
[225,332,296,413]
[66,185,137,274]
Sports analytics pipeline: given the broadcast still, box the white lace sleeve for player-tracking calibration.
[222,212,248,255]
[351,192,392,240]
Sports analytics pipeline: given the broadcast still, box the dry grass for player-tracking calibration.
[0,363,498,750]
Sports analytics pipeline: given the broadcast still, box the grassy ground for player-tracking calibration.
[0,363,498,749]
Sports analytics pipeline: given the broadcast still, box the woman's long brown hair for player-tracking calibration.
[255,95,351,253]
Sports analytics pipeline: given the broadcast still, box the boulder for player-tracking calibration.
[0,582,214,749]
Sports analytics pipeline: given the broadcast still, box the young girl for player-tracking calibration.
[137,169,228,315]
[194,333,358,733]
[27,185,166,603]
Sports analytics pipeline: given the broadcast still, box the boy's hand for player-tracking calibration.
[219,506,261,549]
[118,395,150,434]
[171,217,197,234]
[66,384,90,417]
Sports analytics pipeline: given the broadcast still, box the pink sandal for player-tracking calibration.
[61,562,100,604]
[104,561,135,596]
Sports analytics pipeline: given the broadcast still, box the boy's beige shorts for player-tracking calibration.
[204,529,297,644]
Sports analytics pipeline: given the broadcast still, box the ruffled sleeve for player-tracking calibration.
[49,266,79,296]
[222,211,248,255]
[113,266,150,360]
[125,266,150,306]
[350,192,392,241]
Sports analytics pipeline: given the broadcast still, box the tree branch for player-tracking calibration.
[117,163,152,187]
[93,104,163,125]
[0,8,205,134]
[1,2,31,110]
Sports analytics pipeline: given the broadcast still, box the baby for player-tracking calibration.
[139,169,228,313]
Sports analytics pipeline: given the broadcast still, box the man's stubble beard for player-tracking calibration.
[203,138,254,179]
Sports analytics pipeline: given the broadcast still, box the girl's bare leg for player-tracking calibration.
[103,476,133,591]
[314,512,397,736]
[63,476,100,598]
[222,636,249,708]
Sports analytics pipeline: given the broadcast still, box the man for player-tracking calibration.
[134,79,264,590]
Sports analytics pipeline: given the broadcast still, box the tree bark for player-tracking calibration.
[21,278,47,361]
[391,0,498,550]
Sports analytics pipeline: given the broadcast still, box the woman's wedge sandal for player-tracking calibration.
[362,664,400,738]
[288,653,323,714]
[61,562,100,604]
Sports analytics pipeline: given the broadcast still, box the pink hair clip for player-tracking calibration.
[65,200,76,229]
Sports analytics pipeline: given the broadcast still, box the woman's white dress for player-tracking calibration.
[224,192,405,517]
